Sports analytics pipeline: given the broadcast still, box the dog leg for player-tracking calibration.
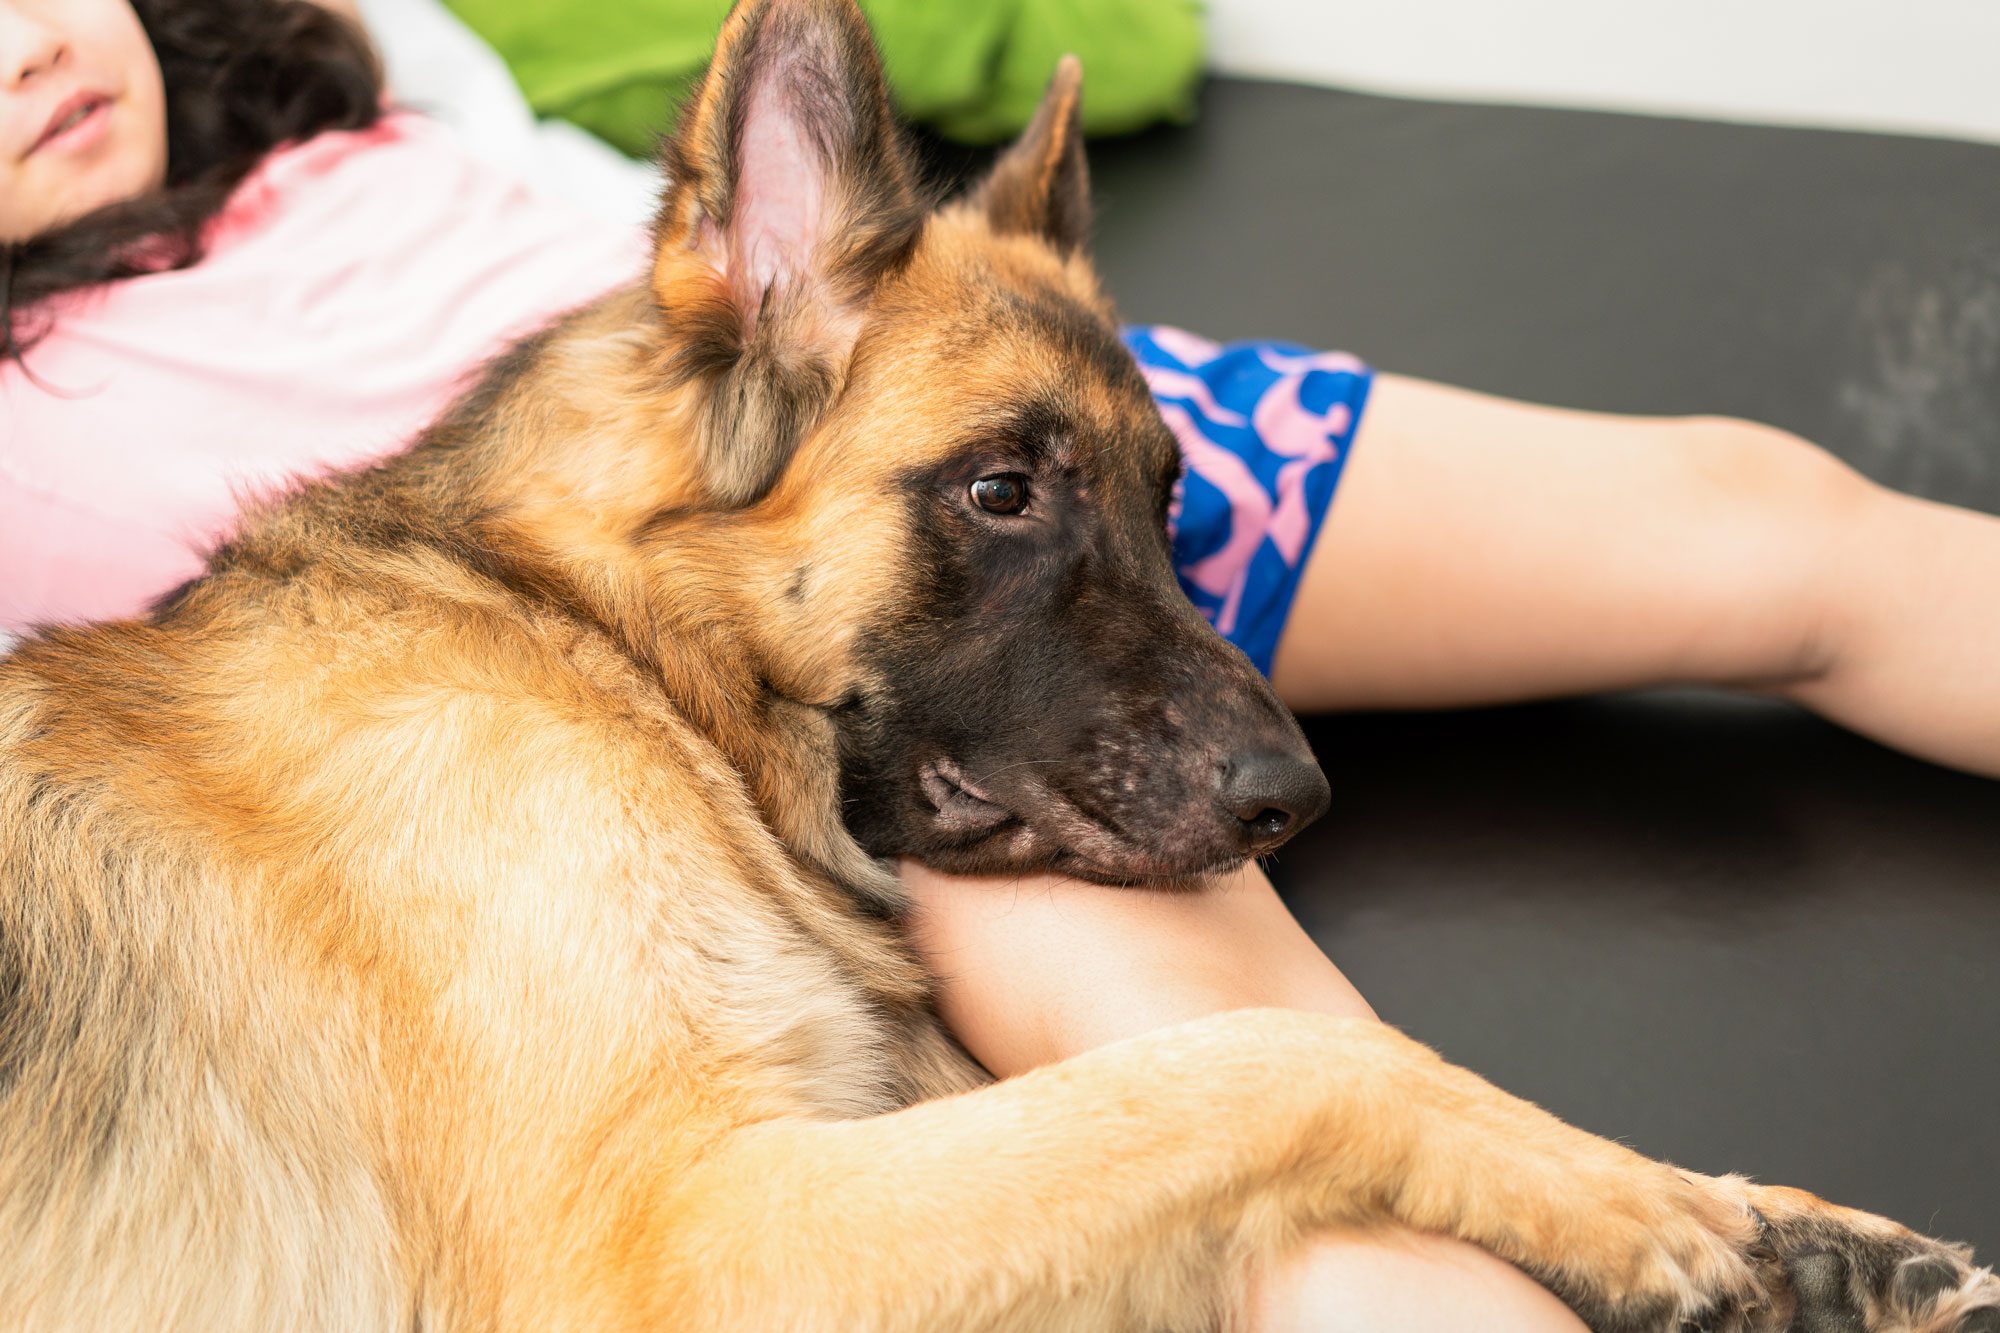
[608,1009,1994,1332]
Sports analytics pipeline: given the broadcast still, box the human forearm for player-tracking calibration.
[901,859,1374,1079]
[901,859,1587,1333]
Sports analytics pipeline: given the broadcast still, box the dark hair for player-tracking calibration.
[0,0,383,363]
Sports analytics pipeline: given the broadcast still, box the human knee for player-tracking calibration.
[1668,416,1876,686]
[1680,414,1857,492]
[1246,1228,1589,1333]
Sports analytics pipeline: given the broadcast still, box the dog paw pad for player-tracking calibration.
[1956,1308,2000,1333]
[1892,1254,1967,1313]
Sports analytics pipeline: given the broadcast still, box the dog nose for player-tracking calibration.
[1216,750,1331,853]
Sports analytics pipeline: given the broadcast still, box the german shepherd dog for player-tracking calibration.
[1,2,1993,1329]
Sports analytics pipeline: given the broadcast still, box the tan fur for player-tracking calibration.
[2,4,1992,1330]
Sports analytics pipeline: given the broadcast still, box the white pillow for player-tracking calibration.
[356,0,659,227]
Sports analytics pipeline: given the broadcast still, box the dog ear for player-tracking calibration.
[651,0,923,507]
[972,56,1090,256]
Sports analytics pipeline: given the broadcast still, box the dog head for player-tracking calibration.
[646,0,1327,887]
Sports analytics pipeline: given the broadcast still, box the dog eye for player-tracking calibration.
[969,473,1031,516]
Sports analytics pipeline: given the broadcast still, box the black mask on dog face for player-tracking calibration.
[829,314,1329,888]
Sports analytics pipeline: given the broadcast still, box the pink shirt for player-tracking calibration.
[0,111,649,633]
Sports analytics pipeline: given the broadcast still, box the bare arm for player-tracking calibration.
[901,860,1590,1333]
[904,860,1375,1067]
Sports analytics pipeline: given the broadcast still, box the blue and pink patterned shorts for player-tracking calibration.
[1124,325,1373,677]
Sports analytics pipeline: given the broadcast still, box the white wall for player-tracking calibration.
[1206,0,2000,147]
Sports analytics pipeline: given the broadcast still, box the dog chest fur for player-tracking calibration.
[0,569,968,1327]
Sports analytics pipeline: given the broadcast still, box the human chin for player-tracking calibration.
[2,111,164,241]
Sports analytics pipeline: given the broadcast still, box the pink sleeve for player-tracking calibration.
[0,112,649,637]
[0,476,208,631]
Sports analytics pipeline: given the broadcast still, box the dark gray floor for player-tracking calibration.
[1082,81,2000,1253]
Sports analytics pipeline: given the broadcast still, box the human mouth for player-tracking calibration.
[28,93,111,160]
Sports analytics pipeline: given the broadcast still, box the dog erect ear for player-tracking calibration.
[973,56,1090,256]
[652,0,923,507]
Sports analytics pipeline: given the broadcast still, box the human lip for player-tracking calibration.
[25,91,112,161]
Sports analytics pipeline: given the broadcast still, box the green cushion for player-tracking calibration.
[443,0,1205,153]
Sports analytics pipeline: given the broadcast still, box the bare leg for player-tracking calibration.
[905,860,1588,1333]
[1247,1226,1590,1333]
[1273,373,2000,775]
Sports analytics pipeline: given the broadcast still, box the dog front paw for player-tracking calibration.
[1739,1185,2000,1333]
[1524,1169,1999,1333]
[1519,1166,1768,1333]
